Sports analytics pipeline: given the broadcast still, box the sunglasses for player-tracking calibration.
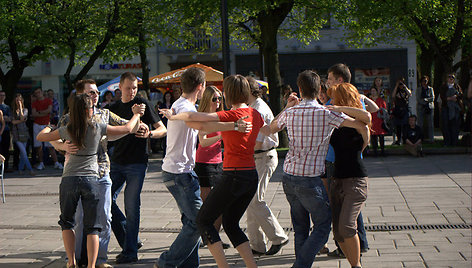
[212,96,223,102]
[88,90,99,95]
[448,76,455,79]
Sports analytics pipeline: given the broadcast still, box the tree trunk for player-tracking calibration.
[418,44,434,82]
[256,1,293,148]
[63,43,77,93]
[139,31,149,93]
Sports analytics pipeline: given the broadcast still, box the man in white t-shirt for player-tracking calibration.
[155,67,206,268]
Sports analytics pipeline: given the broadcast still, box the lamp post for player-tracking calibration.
[221,0,230,77]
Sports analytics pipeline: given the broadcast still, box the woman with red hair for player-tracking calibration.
[327,83,371,268]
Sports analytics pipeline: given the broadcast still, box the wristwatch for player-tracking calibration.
[149,131,153,138]
[234,121,239,131]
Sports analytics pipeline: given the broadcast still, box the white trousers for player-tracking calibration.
[246,149,288,252]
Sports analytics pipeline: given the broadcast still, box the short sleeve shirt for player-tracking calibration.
[59,122,107,177]
[32,98,52,125]
[162,97,199,173]
[217,107,264,169]
[108,97,161,164]
[277,100,347,177]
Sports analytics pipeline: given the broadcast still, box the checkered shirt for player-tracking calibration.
[57,108,128,178]
[277,99,347,177]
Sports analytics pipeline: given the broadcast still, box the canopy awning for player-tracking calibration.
[144,63,223,89]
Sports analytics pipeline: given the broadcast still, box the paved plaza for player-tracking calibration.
[0,153,470,268]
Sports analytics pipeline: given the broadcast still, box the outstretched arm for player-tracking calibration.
[186,116,252,133]
[159,109,219,122]
[327,105,372,125]
[361,95,379,113]
[37,126,61,142]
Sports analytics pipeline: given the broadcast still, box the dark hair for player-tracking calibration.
[297,70,320,99]
[47,89,54,93]
[320,78,329,94]
[33,87,42,94]
[120,72,137,84]
[246,76,262,98]
[181,67,206,94]
[75,79,96,94]
[163,91,173,103]
[67,94,93,149]
[11,93,24,115]
[409,114,417,120]
[421,75,429,82]
[223,75,250,106]
[328,63,351,83]
[371,77,383,89]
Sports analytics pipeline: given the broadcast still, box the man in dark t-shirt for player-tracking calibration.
[403,115,424,157]
[108,72,167,264]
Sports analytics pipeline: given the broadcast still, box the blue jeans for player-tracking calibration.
[74,174,112,264]
[110,162,147,259]
[15,141,32,171]
[282,173,331,268]
[58,176,101,235]
[158,171,202,268]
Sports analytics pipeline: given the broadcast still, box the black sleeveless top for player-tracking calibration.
[330,127,367,178]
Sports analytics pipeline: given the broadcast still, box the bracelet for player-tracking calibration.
[46,124,55,131]
[234,121,239,131]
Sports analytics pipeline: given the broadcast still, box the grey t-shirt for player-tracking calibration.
[59,121,107,178]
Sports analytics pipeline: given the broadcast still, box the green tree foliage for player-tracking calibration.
[334,0,472,93]
[0,0,56,100]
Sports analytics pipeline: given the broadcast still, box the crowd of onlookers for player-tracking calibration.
[362,73,472,157]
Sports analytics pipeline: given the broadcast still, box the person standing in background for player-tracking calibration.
[31,87,63,170]
[416,76,435,143]
[439,73,463,146]
[47,89,60,125]
[0,90,12,172]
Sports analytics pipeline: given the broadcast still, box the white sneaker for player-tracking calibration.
[36,162,45,170]
[54,162,64,170]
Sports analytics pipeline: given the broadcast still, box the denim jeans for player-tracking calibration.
[110,162,147,259]
[441,108,461,146]
[74,174,112,264]
[58,176,101,235]
[15,141,32,171]
[158,171,202,268]
[282,173,331,268]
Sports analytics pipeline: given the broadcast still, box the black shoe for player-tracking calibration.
[137,240,144,249]
[251,249,266,255]
[265,239,289,255]
[328,248,345,258]
[115,255,138,264]
[222,242,231,249]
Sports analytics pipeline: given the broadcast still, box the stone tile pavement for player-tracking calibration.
[0,154,470,267]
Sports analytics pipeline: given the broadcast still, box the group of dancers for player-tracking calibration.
[40,63,371,268]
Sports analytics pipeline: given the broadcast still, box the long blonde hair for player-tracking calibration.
[198,86,223,113]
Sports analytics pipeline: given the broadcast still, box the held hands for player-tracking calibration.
[159,108,174,119]
[236,115,252,133]
[135,123,149,138]
[132,104,146,116]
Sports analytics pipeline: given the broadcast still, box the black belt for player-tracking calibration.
[254,147,275,154]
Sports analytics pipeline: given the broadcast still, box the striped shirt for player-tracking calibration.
[277,99,347,177]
